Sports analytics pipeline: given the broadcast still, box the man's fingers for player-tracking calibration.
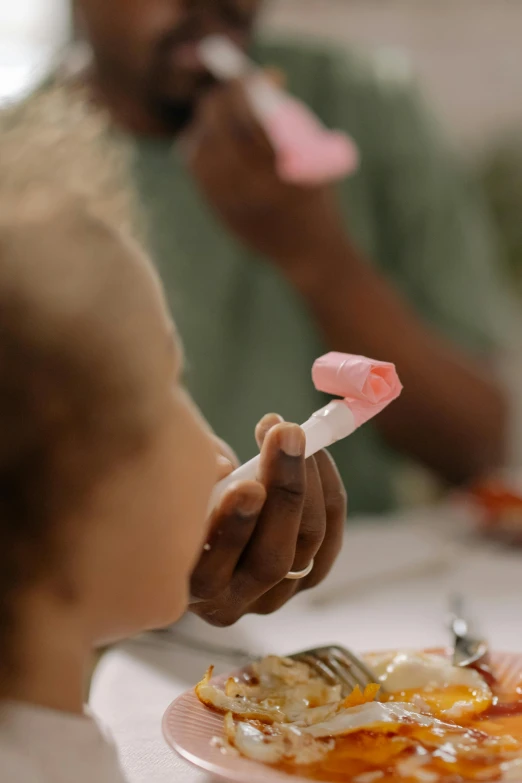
[249,580,298,616]
[222,80,274,155]
[190,481,265,601]
[229,424,306,600]
[255,413,284,449]
[300,450,346,590]
[289,455,326,572]
[193,81,274,163]
[252,457,327,614]
[191,432,346,626]
[264,67,286,89]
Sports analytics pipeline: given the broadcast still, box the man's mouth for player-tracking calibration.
[167,28,248,73]
[157,11,251,74]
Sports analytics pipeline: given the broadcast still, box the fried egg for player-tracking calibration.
[365,651,492,719]
[195,652,520,782]
[196,656,344,724]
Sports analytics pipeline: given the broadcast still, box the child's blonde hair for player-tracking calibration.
[0,85,137,234]
[0,86,150,673]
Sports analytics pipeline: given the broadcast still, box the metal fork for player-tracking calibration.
[449,594,489,668]
[290,645,385,699]
[147,632,383,698]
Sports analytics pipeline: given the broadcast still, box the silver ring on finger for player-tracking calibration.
[285,559,314,580]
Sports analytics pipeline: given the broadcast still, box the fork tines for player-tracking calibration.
[292,645,384,699]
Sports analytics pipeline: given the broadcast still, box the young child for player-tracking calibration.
[0,87,220,781]
[0,82,348,781]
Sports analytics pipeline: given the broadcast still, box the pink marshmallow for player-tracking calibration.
[197,36,359,187]
[312,352,402,427]
[263,97,359,186]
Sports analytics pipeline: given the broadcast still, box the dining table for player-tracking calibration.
[90,500,522,783]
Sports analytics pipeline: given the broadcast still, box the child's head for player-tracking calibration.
[0,88,217,679]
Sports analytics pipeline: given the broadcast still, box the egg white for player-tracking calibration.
[365,651,492,719]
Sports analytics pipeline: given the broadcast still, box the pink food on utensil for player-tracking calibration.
[264,97,359,185]
[197,35,358,186]
[312,352,402,427]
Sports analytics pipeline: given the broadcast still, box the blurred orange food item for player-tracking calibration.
[469,478,522,541]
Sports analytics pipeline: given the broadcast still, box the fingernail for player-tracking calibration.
[258,413,284,435]
[217,455,233,469]
[280,425,305,458]
[237,492,265,517]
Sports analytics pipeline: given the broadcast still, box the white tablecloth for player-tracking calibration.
[90,505,522,783]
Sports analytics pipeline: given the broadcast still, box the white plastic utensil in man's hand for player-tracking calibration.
[208,400,356,510]
[197,35,359,185]
[208,353,402,512]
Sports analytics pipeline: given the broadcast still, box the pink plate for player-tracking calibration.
[163,651,522,783]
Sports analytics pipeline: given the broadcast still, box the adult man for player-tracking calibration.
[76,0,511,510]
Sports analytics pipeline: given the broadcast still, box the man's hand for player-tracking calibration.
[186,78,508,495]
[189,415,346,627]
[186,81,348,286]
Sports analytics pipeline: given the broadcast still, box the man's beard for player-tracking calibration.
[146,73,218,135]
[144,2,256,135]
[150,97,197,135]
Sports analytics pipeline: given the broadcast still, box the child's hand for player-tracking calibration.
[189,415,346,626]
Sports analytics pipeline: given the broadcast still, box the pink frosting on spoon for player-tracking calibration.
[312,352,402,428]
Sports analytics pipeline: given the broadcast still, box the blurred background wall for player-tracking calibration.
[2,0,521,148]
[261,1,522,325]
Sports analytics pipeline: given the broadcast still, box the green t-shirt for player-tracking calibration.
[132,38,511,513]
